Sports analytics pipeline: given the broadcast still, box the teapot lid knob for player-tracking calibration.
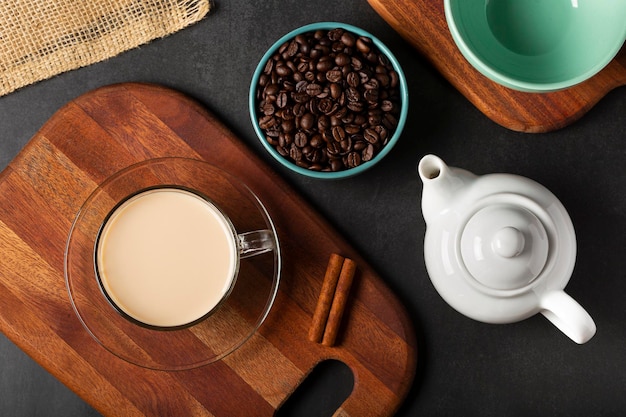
[492,227,525,258]
[460,204,550,291]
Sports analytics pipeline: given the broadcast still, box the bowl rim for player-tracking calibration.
[443,0,626,92]
[249,21,408,179]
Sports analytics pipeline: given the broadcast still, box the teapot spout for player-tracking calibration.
[418,154,475,224]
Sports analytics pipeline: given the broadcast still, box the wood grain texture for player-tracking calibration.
[368,0,626,133]
[0,83,416,416]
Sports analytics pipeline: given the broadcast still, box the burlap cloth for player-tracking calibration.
[0,0,210,96]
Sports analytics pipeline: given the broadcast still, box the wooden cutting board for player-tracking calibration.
[368,0,626,133]
[0,83,416,416]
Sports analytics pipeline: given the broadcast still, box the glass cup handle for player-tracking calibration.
[238,230,275,259]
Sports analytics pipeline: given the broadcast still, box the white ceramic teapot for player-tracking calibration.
[418,154,596,344]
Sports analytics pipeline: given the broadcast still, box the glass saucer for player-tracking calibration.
[65,158,281,370]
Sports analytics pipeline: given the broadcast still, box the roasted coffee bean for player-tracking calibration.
[331,126,347,142]
[346,72,360,87]
[282,79,295,91]
[318,98,335,115]
[276,91,288,108]
[327,28,344,41]
[335,52,351,67]
[381,100,394,112]
[374,124,388,141]
[353,138,367,151]
[295,34,308,45]
[308,97,319,114]
[340,137,352,152]
[367,110,382,125]
[294,131,308,147]
[256,28,402,172]
[358,70,372,84]
[330,83,342,99]
[259,115,277,130]
[389,70,399,88]
[376,73,390,87]
[331,41,345,53]
[317,115,330,132]
[306,83,322,96]
[363,78,379,90]
[326,69,343,83]
[344,124,360,134]
[292,91,309,103]
[277,107,295,120]
[293,102,306,117]
[322,130,334,143]
[341,32,356,47]
[310,134,324,148]
[265,83,279,96]
[364,128,379,144]
[308,149,323,163]
[261,103,275,116]
[356,37,371,54]
[278,41,289,55]
[267,135,279,146]
[347,101,365,112]
[279,132,293,147]
[354,114,367,126]
[363,88,379,103]
[300,113,315,130]
[316,56,334,72]
[362,143,375,161]
[289,144,303,161]
[286,40,299,57]
[263,58,274,74]
[281,119,295,133]
[259,73,270,87]
[277,146,288,157]
[327,141,341,156]
[276,64,292,77]
[382,113,398,130]
[330,158,343,172]
[297,61,308,73]
[295,80,308,92]
[351,57,363,71]
[265,126,281,137]
[345,152,361,168]
[346,87,360,102]
[334,106,348,120]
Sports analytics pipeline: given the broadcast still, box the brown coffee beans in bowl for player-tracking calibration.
[250,22,408,179]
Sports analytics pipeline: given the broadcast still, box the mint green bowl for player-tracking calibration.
[445,0,626,92]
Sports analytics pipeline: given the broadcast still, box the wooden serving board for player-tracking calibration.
[0,83,416,416]
[368,0,626,133]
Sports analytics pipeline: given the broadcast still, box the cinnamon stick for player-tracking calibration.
[308,253,344,343]
[322,257,356,347]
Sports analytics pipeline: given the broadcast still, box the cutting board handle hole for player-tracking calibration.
[276,360,354,416]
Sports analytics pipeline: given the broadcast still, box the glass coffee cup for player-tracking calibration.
[65,158,281,370]
[95,186,275,329]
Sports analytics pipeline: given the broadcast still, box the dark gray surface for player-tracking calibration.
[1,1,625,416]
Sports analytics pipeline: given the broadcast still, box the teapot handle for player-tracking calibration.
[539,291,596,344]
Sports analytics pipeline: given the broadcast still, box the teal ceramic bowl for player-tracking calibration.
[250,22,408,179]
[445,0,626,92]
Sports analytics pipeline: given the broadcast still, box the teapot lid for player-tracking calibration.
[460,203,549,290]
